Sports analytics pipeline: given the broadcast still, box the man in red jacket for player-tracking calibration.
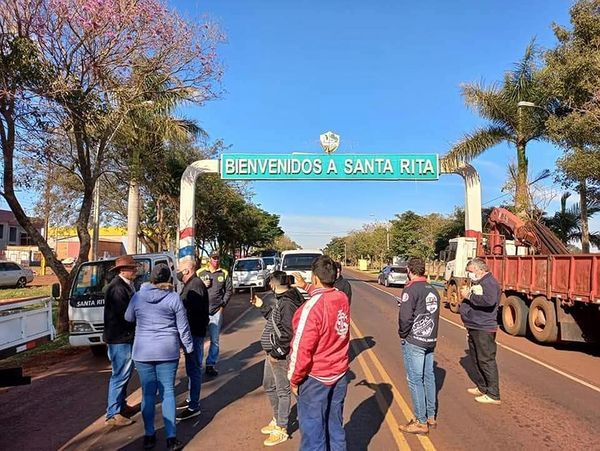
[291,255,350,451]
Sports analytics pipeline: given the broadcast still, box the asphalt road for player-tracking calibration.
[345,268,600,450]
[2,271,599,450]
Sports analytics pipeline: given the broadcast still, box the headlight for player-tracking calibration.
[257,274,265,280]
[70,321,94,333]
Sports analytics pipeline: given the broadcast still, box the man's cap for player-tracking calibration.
[210,252,219,259]
[110,255,137,272]
[151,263,171,284]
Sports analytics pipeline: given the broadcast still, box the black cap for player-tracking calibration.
[151,263,171,284]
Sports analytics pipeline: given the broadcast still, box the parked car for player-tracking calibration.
[378,264,409,287]
[232,257,269,292]
[0,261,35,288]
[261,256,280,273]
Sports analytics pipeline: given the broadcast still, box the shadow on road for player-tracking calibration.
[349,336,376,364]
[434,361,446,418]
[346,379,393,451]
[459,350,484,389]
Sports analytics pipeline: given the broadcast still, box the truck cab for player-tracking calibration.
[279,249,323,298]
[441,237,478,312]
[68,253,178,354]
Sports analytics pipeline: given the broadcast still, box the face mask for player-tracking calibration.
[467,272,478,282]
[176,271,185,282]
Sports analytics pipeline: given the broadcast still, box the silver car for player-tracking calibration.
[0,261,35,288]
[378,264,409,287]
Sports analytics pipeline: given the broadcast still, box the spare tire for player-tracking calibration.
[502,295,528,337]
[447,284,460,314]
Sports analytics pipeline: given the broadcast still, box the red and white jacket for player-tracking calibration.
[288,285,350,386]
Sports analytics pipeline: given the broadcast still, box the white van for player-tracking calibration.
[67,253,178,355]
[279,249,323,295]
[232,257,269,292]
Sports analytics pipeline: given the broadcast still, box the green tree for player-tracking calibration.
[444,42,554,217]
[545,192,600,248]
[273,235,300,252]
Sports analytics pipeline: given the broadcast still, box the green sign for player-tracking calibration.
[220,154,439,180]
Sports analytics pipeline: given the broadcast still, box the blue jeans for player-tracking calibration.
[184,335,205,410]
[206,310,223,366]
[106,343,133,419]
[135,360,179,439]
[401,340,436,424]
[297,375,348,451]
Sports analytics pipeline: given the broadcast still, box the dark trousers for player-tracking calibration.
[467,328,500,400]
[297,375,348,451]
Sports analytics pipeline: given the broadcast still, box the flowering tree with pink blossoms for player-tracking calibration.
[0,0,223,331]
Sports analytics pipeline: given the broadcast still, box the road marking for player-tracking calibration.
[350,335,411,450]
[359,278,600,395]
[351,320,437,451]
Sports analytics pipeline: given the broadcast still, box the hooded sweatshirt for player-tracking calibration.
[259,287,305,359]
[125,283,193,362]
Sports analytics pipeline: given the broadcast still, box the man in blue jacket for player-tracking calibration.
[460,258,502,405]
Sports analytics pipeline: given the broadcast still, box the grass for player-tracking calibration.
[0,285,51,301]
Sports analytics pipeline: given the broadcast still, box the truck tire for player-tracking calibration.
[528,296,559,344]
[502,295,528,337]
[447,284,460,314]
[90,345,107,358]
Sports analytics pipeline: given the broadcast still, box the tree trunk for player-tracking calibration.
[127,179,139,253]
[515,142,529,218]
[579,179,590,253]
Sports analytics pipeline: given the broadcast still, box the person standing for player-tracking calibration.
[397,257,441,435]
[125,264,193,451]
[459,258,502,405]
[104,255,138,428]
[251,271,305,447]
[334,261,352,305]
[290,255,350,451]
[176,259,209,421]
[197,252,232,377]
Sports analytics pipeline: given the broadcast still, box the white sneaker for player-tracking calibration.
[261,418,277,435]
[264,426,289,447]
[467,387,483,396]
[475,394,501,405]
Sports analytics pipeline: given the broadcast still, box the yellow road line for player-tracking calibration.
[350,336,411,450]
[351,320,437,451]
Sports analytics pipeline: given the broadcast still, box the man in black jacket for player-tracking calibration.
[460,258,502,405]
[176,259,209,421]
[334,261,352,305]
[251,271,304,447]
[104,255,138,428]
[398,257,440,435]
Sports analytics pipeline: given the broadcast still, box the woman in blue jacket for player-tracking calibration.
[125,264,193,451]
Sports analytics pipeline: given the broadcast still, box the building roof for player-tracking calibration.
[0,209,44,229]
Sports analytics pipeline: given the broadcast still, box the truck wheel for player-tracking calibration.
[528,296,558,344]
[502,295,528,336]
[90,345,107,358]
[447,284,460,313]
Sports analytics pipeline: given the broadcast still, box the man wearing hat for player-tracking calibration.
[197,252,232,377]
[104,255,138,427]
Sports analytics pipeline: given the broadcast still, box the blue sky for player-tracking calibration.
[170,0,591,249]
[6,1,591,250]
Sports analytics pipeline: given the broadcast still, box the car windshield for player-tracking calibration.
[71,258,150,297]
[263,257,275,266]
[234,259,263,271]
[282,254,321,271]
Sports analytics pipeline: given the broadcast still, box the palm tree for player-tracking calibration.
[443,42,555,217]
[116,71,206,253]
[545,192,600,248]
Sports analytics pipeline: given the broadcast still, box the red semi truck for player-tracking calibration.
[442,207,600,344]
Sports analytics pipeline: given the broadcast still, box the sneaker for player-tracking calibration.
[166,437,184,451]
[120,403,137,418]
[176,400,190,411]
[427,417,437,429]
[475,394,501,405]
[176,408,201,421]
[261,418,277,435]
[467,387,484,396]
[264,426,289,447]
[205,366,219,377]
[398,419,429,435]
[105,413,134,428]
[143,434,156,449]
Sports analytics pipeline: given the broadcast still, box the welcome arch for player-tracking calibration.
[177,154,481,263]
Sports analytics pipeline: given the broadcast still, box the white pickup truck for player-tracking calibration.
[279,249,323,297]
[67,253,179,355]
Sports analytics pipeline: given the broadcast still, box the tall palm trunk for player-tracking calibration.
[515,142,529,217]
[579,179,590,253]
[127,147,140,254]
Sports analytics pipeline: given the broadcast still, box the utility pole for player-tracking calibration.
[344,242,347,266]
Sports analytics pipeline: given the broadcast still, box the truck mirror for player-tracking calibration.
[51,283,61,298]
